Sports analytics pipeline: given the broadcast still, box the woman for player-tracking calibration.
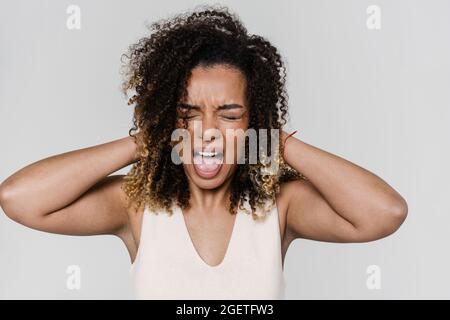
[0,7,407,299]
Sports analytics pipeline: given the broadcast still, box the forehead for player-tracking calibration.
[184,64,247,106]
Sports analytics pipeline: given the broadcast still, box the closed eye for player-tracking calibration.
[222,115,241,120]
[182,112,201,120]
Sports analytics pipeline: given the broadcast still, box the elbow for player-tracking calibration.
[387,196,408,231]
[0,181,12,206]
[374,196,408,240]
[0,181,29,224]
[0,182,13,218]
[0,182,17,220]
[354,197,408,242]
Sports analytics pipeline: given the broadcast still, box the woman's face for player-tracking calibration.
[177,63,249,190]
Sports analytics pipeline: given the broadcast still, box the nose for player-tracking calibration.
[193,113,218,143]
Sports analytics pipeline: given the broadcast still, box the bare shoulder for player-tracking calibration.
[275,178,310,244]
[110,174,145,231]
[276,178,311,211]
[112,175,146,261]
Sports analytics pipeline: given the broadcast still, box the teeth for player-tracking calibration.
[195,151,223,157]
[198,151,217,157]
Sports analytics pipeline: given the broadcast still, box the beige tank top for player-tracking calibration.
[129,198,285,299]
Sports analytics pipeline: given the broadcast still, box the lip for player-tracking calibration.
[192,149,223,179]
[193,146,224,155]
[193,143,223,152]
[193,162,222,179]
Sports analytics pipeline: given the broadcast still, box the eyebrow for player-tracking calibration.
[180,103,244,110]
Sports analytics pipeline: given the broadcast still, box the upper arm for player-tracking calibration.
[281,179,361,243]
[2,174,130,237]
[281,178,407,243]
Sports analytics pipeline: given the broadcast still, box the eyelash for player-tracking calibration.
[182,115,241,120]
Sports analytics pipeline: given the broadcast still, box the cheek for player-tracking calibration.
[234,135,246,161]
[221,125,249,162]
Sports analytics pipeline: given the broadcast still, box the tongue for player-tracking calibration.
[193,155,222,172]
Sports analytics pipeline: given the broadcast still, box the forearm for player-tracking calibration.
[0,136,138,216]
[282,132,407,229]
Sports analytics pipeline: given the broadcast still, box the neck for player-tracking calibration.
[187,178,233,215]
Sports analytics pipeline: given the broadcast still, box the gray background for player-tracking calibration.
[0,0,449,299]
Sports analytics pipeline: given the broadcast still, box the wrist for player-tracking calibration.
[281,130,298,164]
[124,135,140,164]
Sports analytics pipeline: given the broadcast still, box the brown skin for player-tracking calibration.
[0,64,408,268]
[176,65,250,266]
[180,65,249,192]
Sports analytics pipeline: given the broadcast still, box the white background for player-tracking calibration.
[0,0,449,299]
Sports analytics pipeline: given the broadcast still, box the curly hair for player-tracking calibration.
[120,5,306,219]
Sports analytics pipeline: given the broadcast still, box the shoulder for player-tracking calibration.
[110,175,147,257]
[107,175,146,237]
[276,178,310,211]
[275,178,310,243]
[108,174,145,215]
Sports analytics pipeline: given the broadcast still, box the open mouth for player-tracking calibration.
[192,150,224,179]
